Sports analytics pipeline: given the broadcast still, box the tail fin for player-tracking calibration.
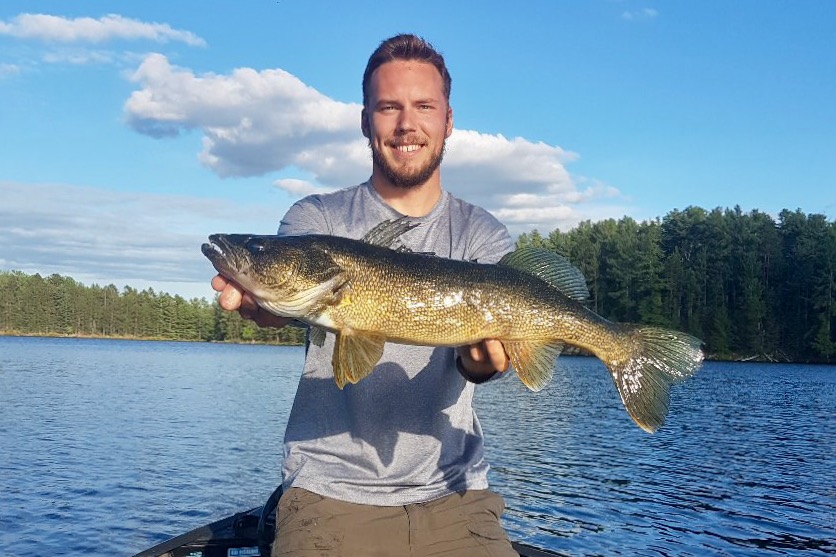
[606,326,704,433]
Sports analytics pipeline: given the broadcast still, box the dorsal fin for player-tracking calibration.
[500,248,590,303]
[361,218,419,248]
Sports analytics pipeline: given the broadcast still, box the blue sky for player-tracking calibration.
[2,1,834,300]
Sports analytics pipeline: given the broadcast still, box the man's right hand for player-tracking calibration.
[211,275,291,328]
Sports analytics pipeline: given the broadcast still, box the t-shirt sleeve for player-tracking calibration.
[465,208,514,264]
[277,197,330,237]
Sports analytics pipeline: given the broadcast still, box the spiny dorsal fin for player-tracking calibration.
[361,218,419,248]
[505,340,564,392]
[331,331,387,389]
[500,248,589,303]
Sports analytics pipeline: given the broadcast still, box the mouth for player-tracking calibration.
[201,235,239,277]
[394,144,423,153]
[389,137,427,155]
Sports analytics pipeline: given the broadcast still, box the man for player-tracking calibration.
[213,34,519,556]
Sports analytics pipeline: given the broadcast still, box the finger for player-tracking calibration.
[469,343,485,362]
[484,339,510,372]
[219,283,244,311]
[211,274,229,292]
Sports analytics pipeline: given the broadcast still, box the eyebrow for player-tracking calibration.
[374,97,441,107]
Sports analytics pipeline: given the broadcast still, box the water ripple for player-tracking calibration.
[477,359,836,556]
[0,338,833,556]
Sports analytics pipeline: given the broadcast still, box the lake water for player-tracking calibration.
[0,336,833,556]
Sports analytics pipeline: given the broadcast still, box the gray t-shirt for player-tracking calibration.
[278,180,513,506]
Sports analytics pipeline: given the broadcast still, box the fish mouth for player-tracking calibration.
[201,234,242,278]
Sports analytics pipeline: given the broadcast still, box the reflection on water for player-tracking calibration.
[0,337,300,556]
[0,337,833,556]
[478,358,836,556]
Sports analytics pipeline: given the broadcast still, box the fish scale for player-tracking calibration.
[202,220,704,432]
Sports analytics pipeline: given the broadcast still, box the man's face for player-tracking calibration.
[363,60,453,189]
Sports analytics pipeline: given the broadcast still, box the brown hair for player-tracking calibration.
[362,34,452,107]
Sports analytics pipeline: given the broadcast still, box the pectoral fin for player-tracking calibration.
[505,340,564,392]
[309,326,326,348]
[331,331,386,389]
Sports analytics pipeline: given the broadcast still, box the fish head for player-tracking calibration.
[202,233,301,298]
[202,234,343,319]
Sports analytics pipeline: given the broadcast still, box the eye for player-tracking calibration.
[246,238,266,254]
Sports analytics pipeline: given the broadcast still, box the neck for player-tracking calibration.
[371,171,443,217]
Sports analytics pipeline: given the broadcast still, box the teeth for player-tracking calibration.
[396,144,421,152]
[210,242,224,255]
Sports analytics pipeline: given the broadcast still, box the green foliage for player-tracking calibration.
[3,205,834,360]
[0,272,306,345]
[519,206,835,363]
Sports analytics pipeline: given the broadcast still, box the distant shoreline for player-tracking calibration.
[3,331,831,365]
[0,331,304,346]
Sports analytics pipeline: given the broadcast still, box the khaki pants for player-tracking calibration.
[273,487,519,557]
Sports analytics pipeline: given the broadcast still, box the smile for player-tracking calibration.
[395,144,422,153]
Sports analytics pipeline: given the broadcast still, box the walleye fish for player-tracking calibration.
[202,220,703,432]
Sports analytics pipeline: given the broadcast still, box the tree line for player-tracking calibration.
[1,206,833,362]
[518,206,834,362]
[0,271,306,345]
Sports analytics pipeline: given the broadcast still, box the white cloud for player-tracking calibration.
[0,63,21,78]
[445,130,577,189]
[273,178,335,197]
[124,54,629,234]
[42,48,115,65]
[0,181,281,300]
[0,13,206,46]
[622,8,659,21]
[492,184,629,236]
[125,54,364,179]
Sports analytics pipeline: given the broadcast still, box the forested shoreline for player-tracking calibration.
[1,206,833,362]
[0,273,307,345]
[518,207,834,363]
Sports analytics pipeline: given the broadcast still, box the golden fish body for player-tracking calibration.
[202,221,703,432]
[318,243,616,356]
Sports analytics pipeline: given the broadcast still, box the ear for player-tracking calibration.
[361,108,370,138]
[445,106,454,138]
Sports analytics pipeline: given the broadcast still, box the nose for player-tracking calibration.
[396,106,416,133]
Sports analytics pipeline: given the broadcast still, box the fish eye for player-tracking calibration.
[246,238,266,254]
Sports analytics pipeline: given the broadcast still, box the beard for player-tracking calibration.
[370,138,447,190]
